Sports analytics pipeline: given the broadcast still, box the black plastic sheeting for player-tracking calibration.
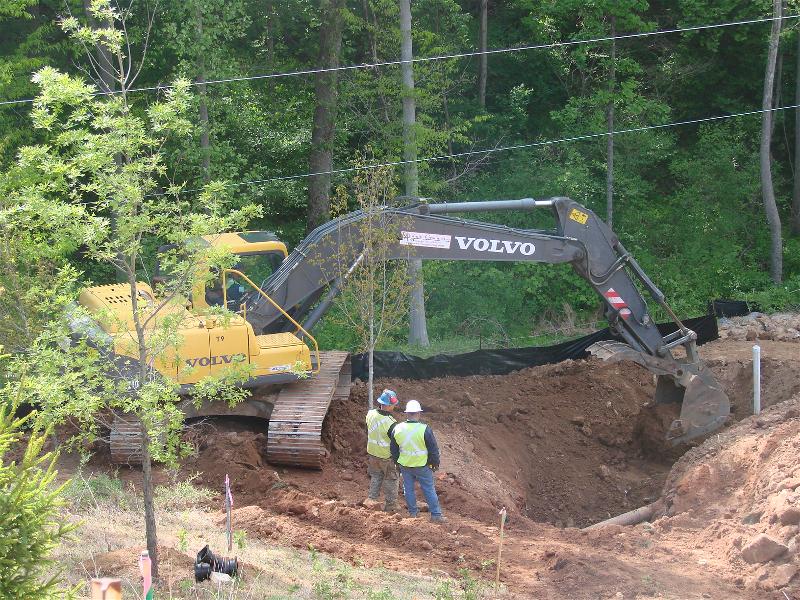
[708,299,755,318]
[351,314,719,381]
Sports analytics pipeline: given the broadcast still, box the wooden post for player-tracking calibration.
[90,578,122,599]
[495,507,507,596]
[225,473,233,552]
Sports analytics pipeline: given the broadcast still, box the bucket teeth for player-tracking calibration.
[666,365,730,446]
[588,341,730,445]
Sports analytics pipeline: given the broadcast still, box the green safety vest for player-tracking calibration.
[393,421,428,467]
[366,409,396,459]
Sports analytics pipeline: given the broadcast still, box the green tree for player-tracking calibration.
[0,350,75,600]
[0,0,77,165]
[327,164,411,405]
[5,1,260,577]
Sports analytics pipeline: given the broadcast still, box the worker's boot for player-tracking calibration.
[431,515,448,524]
[362,498,381,509]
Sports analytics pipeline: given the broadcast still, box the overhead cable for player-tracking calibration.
[1,14,797,108]
[156,102,798,196]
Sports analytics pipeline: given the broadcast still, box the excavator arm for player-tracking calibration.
[245,196,729,445]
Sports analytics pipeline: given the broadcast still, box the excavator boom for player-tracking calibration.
[85,195,730,468]
[246,196,730,446]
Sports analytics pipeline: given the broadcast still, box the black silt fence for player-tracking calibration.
[708,299,755,318]
[351,314,719,381]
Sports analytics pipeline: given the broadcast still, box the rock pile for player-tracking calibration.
[655,394,800,594]
[718,312,800,342]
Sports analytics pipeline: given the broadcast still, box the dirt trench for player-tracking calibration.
[152,337,800,597]
[182,357,679,528]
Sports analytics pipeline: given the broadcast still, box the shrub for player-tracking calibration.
[154,475,215,511]
[0,399,74,598]
[65,472,130,510]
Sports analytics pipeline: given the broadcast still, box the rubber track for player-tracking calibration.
[266,351,351,469]
[110,413,144,465]
[109,352,352,468]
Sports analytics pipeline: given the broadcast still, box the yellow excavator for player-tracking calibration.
[75,197,730,468]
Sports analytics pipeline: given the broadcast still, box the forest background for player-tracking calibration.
[2,0,800,355]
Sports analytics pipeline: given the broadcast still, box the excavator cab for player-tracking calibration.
[187,231,288,311]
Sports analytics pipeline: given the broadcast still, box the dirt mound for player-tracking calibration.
[650,394,800,595]
[82,546,193,584]
[327,358,671,526]
[702,339,800,420]
[70,333,800,597]
[180,421,277,506]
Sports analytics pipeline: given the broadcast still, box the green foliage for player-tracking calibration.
[177,528,189,553]
[311,553,353,600]
[65,471,129,510]
[365,589,398,600]
[154,476,215,511]
[0,0,37,20]
[0,384,75,598]
[1,0,799,361]
[325,163,412,400]
[6,4,261,465]
[233,529,247,551]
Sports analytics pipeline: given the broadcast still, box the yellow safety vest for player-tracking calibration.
[393,421,428,467]
[366,409,396,459]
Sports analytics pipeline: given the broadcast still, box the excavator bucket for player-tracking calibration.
[588,341,730,446]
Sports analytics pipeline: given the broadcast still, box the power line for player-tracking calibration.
[1,14,797,108]
[160,103,797,195]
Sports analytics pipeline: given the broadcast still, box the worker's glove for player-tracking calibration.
[429,464,439,472]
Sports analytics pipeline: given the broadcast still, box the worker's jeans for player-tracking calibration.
[399,465,442,518]
[367,456,399,510]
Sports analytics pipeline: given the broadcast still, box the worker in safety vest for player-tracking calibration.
[388,400,446,523]
[364,389,400,511]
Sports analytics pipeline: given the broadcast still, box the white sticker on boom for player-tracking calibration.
[399,231,452,249]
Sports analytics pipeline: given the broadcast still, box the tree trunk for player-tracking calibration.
[140,429,159,578]
[196,6,211,179]
[478,0,488,108]
[760,0,784,283]
[368,315,374,408]
[83,0,116,95]
[307,0,343,232]
[84,0,126,282]
[128,272,160,577]
[443,91,456,179]
[266,0,275,93]
[399,0,429,347]
[793,29,800,235]
[363,0,378,63]
[198,80,210,178]
[606,15,616,228]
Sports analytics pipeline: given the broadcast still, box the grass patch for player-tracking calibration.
[155,474,215,511]
[53,472,478,599]
[65,471,132,510]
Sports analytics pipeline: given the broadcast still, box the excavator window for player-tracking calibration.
[205,251,284,309]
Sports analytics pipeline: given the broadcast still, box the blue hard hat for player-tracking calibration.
[377,389,398,406]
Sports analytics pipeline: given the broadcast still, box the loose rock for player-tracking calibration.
[740,534,788,564]
[769,564,798,589]
[779,507,800,526]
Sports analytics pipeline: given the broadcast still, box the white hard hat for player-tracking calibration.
[404,400,423,413]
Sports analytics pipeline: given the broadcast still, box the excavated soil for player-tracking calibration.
[76,334,800,598]
[183,359,671,528]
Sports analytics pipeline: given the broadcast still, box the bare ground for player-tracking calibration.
[55,336,800,599]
